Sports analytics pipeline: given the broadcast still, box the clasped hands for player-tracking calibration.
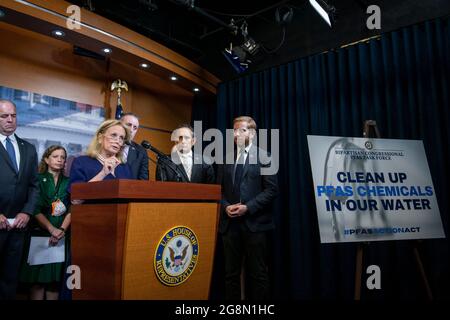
[102,156,120,176]
[49,226,65,246]
[0,213,30,231]
[225,203,248,218]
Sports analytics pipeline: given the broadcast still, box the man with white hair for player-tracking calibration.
[0,99,39,299]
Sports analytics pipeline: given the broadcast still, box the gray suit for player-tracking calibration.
[0,134,39,299]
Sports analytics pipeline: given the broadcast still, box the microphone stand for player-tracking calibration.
[141,140,183,182]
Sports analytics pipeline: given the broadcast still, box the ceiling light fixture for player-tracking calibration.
[140,63,149,68]
[102,48,112,54]
[52,30,65,37]
[170,76,178,81]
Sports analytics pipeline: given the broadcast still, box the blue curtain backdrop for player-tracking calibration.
[193,18,450,299]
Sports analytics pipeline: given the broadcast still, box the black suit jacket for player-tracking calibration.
[155,152,215,184]
[0,134,39,218]
[219,145,278,233]
[126,141,149,180]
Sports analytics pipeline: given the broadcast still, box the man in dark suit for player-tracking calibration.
[219,116,278,300]
[0,99,39,299]
[156,124,215,183]
[120,113,149,180]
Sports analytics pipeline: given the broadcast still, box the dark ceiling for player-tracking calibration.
[67,0,450,81]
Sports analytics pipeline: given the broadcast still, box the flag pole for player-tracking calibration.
[111,79,128,119]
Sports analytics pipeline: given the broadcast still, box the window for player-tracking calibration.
[14,89,23,100]
[33,94,42,104]
[45,140,61,149]
[51,97,60,107]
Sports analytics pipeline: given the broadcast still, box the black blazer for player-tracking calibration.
[155,152,215,184]
[0,134,39,218]
[126,141,149,180]
[218,145,278,233]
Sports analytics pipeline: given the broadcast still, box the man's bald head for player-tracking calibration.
[0,100,17,136]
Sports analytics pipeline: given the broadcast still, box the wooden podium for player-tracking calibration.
[70,180,221,300]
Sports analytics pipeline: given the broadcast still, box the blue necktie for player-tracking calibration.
[5,137,18,173]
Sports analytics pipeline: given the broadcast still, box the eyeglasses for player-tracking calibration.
[105,133,125,144]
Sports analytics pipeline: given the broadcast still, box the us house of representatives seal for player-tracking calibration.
[154,226,199,286]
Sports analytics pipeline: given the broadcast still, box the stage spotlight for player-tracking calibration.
[309,0,336,27]
[222,38,260,74]
[222,44,249,74]
[223,20,263,73]
[242,37,260,56]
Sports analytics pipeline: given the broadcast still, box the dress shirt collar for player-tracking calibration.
[0,132,17,144]
[238,142,252,155]
[177,149,193,159]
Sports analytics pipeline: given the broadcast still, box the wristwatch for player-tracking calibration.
[59,227,66,232]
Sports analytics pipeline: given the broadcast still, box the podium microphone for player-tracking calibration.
[141,140,182,182]
[141,140,167,158]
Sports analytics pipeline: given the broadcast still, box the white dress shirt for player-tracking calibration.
[0,133,21,169]
[177,150,193,181]
[236,143,252,165]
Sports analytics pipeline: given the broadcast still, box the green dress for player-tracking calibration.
[20,172,71,284]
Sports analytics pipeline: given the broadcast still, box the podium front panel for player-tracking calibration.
[121,202,219,299]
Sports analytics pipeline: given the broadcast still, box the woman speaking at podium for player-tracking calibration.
[69,119,133,191]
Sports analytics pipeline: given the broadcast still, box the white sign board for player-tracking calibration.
[307,135,445,243]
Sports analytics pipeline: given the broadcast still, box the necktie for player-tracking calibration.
[123,145,130,163]
[180,153,192,180]
[233,149,246,189]
[5,137,18,173]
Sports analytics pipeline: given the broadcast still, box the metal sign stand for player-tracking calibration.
[354,120,433,300]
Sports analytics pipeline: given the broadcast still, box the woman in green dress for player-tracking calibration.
[20,145,71,300]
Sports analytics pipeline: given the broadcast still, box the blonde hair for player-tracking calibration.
[86,119,130,163]
[38,145,67,174]
[233,116,257,130]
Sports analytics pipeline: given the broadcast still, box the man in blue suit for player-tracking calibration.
[219,116,278,300]
[120,113,149,180]
[0,99,39,299]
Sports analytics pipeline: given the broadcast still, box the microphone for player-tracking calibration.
[141,140,183,182]
[141,140,167,159]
